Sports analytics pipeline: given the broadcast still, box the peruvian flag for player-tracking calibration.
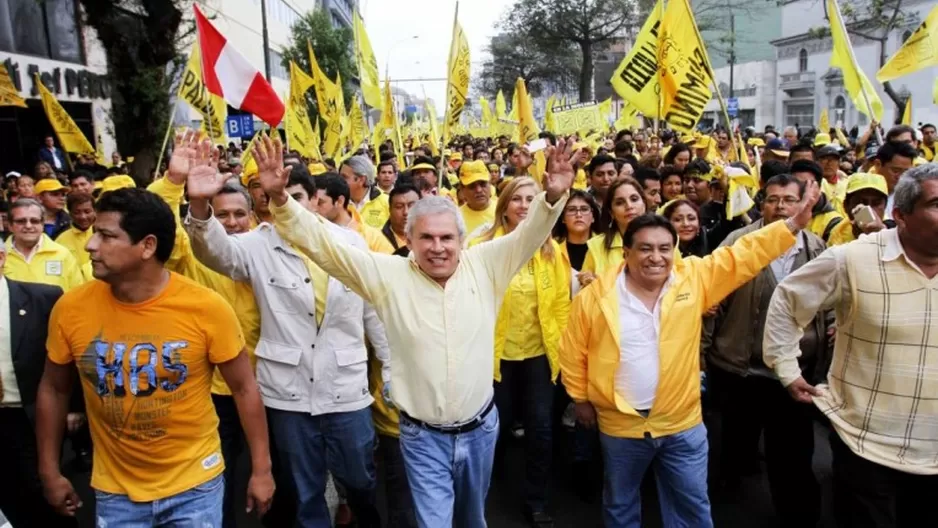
[194,5,284,126]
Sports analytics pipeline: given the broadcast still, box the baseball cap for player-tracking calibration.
[765,138,790,157]
[410,163,437,173]
[450,152,463,162]
[458,160,489,186]
[5,171,21,179]
[816,145,841,159]
[692,136,712,149]
[240,157,259,187]
[845,172,888,197]
[100,175,137,194]
[813,133,832,147]
[34,178,66,194]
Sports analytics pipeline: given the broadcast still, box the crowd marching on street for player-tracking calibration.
[1,0,938,527]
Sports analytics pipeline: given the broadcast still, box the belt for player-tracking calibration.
[401,399,496,435]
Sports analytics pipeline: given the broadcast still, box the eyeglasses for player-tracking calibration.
[564,206,592,216]
[12,218,42,226]
[763,197,800,206]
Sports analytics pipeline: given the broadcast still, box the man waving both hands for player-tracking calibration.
[244,134,576,527]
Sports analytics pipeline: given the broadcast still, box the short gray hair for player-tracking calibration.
[10,197,44,217]
[341,155,376,187]
[405,196,466,240]
[895,163,938,215]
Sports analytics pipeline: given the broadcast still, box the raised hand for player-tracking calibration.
[788,179,821,232]
[543,138,576,204]
[167,128,201,185]
[254,134,293,207]
[186,138,226,200]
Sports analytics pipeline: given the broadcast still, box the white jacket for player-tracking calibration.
[185,211,391,415]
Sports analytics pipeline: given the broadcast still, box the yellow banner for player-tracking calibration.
[285,61,317,159]
[877,5,938,82]
[553,103,603,135]
[657,0,714,133]
[179,45,227,143]
[0,64,27,108]
[353,10,382,109]
[36,74,94,154]
[443,15,471,143]
[610,0,663,118]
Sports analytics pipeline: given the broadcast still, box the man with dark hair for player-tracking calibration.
[587,154,618,204]
[36,187,274,525]
[885,124,915,144]
[614,141,634,160]
[376,161,397,194]
[384,185,420,256]
[790,159,844,241]
[634,167,662,210]
[55,192,96,267]
[34,178,71,239]
[873,141,918,218]
[562,175,820,527]
[920,123,936,161]
[68,171,95,196]
[788,142,815,163]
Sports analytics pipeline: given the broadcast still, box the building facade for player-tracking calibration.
[702,60,778,131]
[1,0,116,176]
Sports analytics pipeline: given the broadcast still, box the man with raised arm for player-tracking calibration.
[235,135,574,528]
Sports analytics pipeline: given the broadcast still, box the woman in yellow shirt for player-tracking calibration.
[579,177,647,288]
[471,177,570,524]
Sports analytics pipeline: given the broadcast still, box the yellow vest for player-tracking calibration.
[357,191,390,230]
[55,226,93,266]
[4,235,83,291]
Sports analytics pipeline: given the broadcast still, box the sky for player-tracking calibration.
[360,0,506,114]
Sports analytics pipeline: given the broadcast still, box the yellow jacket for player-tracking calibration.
[55,226,93,266]
[560,221,796,439]
[350,208,396,254]
[357,189,390,230]
[582,232,623,276]
[4,235,83,291]
[147,177,261,396]
[474,233,570,382]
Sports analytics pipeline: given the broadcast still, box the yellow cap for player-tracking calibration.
[34,178,66,194]
[240,157,259,187]
[693,136,712,149]
[845,173,888,197]
[458,160,489,186]
[450,152,463,161]
[680,135,696,144]
[747,138,765,147]
[101,175,137,194]
[308,162,328,176]
[813,133,831,147]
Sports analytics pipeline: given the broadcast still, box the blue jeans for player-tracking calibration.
[268,407,379,528]
[600,423,712,528]
[493,355,553,513]
[94,473,224,527]
[399,402,499,528]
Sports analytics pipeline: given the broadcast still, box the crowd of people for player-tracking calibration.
[0,118,936,528]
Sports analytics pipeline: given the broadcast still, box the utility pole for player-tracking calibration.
[261,0,271,81]
[728,13,735,98]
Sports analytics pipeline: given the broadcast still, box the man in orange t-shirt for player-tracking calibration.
[35,188,274,526]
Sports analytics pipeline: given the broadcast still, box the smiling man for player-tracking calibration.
[54,193,96,267]
[560,178,819,528]
[458,160,496,236]
[3,199,83,291]
[34,179,71,239]
[246,134,575,527]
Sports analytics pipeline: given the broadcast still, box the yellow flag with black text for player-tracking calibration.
[610,0,663,118]
[353,10,382,109]
[349,96,368,150]
[179,44,227,143]
[827,0,883,122]
[877,5,938,82]
[285,61,317,158]
[0,64,26,108]
[308,41,341,121]
[443,7,470,144]
[36,74,94,154]
[657,0,714,133]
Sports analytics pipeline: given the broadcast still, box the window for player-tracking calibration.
[0,0,83,63]
[833,95,846,127]
[798,49,808,72]
[269,49,288,81]
[785,102,814,128]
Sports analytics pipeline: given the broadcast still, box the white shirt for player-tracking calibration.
[0,277,20,406]
[615,272,670,411]
[11,236,41,264]
[769,230,804,282]
[885,192,895,220]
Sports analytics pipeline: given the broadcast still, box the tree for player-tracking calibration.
[813,0,919,113]
[79,0,190,183]
[477,32,580,98]
[279,9,356,126]
[502,0,634,102]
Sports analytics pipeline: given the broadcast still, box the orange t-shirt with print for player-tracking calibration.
[46,272,245,502]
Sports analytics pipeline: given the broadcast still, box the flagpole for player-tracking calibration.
[155,103,178,178]
[440,1,459,177]
[830,0,883,144]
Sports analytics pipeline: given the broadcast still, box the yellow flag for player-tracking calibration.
[610,0,663,118]
[349,96,368,150]
[179,44,227,143]
[877,5,938,82]
[514,78,540,143]
[36,74,94,154]
[323,73,346,158]
[285,61,317,158]
[827,0,883,122]
[479,96,494,130]
[353,10,382,109]
[657,0,714,133]
[934,77,938,105]
[819,108,830,132]
[615,104,639,131]
[598,98,613,122]
[0,64,27,108]
[443,8,470,143]
[544,95,557,134]
[308,41,341,121]
[311,120,323,160]
[426,99,441,156]
[378,78,404,164]
[495,90,508,120]
[902,96,912,126]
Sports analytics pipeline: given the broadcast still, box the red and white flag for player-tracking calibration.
[194,5,284,126]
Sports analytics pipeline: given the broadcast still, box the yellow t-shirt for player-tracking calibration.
[501,259,545,361]
[46,273,245,502]
[54,226,93,266]
[460,202,497,236]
